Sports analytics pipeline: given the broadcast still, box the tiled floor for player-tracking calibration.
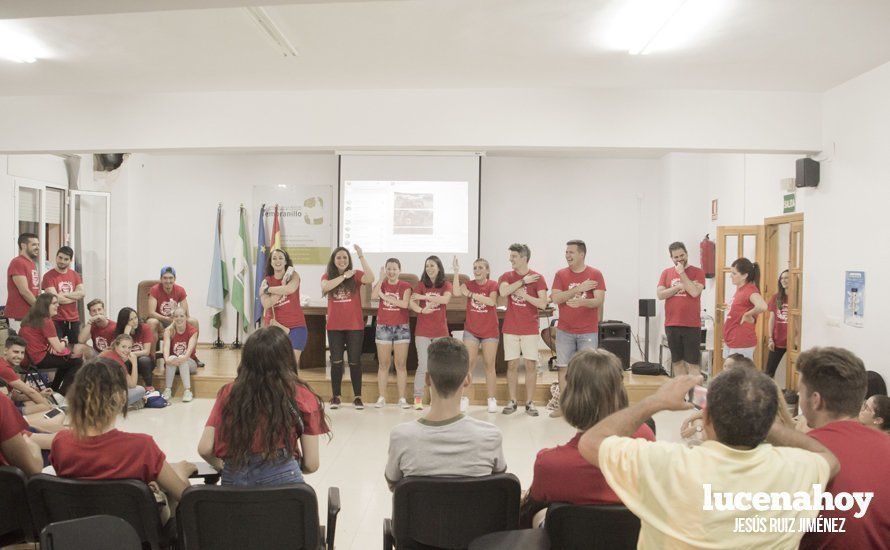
[117,396,687,549]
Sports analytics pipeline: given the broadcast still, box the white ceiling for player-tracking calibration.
[1,0,889,96]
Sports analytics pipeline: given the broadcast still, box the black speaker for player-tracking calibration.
[638,299,656,317]
[598,320,631,370]
[795,158,820,188]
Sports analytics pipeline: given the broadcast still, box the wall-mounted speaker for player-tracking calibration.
[638,299,656,317]
[795,158,820,188]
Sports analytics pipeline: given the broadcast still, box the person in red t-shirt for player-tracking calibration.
[498,244,549,417]
[198,327,330,486]
[0,335,67,433]
[77,298,117,357]
[0,391,42,475]
[146,266,201,366]
[98,335,146,407]
[722,257,767,360]
[41,246,85,347]
[5,233,40,331]
[161,307,199,403]
[656,242,705,377]
[115,307,157,388]
[51,361,196,516]
[550,240,606,418]
[765,270,789,379]
[260,249,306,365]
[371,258,413,409]
[524,349,655,527]
[19,294,83,396]
[321,245,375,410]
[409,256,453,410]
[453,256,500,413]
[796,347,890,550]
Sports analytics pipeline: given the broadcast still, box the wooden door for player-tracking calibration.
[785,220,804,388]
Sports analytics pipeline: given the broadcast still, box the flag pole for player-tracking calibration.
[212,202,225,348]
[231,312,242,349]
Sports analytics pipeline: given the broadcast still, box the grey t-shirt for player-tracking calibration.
[385,414,507,485]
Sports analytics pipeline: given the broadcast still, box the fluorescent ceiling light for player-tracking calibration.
[245,6,299,58]
[0,24,47,63]
[603,0,725,55]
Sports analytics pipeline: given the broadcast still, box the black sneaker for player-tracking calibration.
[525,402,539,417]
[502,400,517,414]
[330,396,341,409]
[196,359,205,368]
[354,397,364,410]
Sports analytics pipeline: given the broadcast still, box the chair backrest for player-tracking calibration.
[27,474,164,550]
[136,280,159,320]
[391,474,521,549]
[40,515,142,550]
[177,484,321,550]
[545,503,640,550]
[0,466,36,545]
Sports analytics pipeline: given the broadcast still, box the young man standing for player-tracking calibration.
[385,337,506,489]
[549,240,606,418]
[498,244,549,416]
[656,242,705,377]
[5,233,40,332]
[41,246,85,346]
[77,298,117,355]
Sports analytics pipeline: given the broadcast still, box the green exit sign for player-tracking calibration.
[783,193,796,213]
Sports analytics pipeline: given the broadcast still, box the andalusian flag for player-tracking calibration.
[207,204,229,329]
[253,204,268,325]
[271,204,282,251]
[231,205,251,333]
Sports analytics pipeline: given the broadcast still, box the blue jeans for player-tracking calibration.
[555,330,598,367]
[221,453,304,486]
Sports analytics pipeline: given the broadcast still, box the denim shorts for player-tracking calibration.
[375,323,411,345]
[463,331,499,345]
[555,329,598,367]
[288,326,308,351]
[221,452,304,487]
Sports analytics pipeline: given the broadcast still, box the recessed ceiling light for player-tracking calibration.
[0,24,46,63]
[603,0,725,56]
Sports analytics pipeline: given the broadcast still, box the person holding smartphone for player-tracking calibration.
[0,335,67,432]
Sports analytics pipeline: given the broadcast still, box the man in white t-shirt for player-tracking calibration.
[385,337,506,488]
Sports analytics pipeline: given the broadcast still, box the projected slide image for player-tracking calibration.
[393,194,434,235]
[394,193,434,209]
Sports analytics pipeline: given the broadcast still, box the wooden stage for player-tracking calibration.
[154,346,671,405]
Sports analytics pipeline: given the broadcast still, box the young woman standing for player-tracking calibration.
[161,307,199,403]
[371,258,413,408]
[261,249,306,366]
[115,307,156,388]
[409,255,452,410]
[723,258,767,360]
[19,293,83,395]
[321,245,374,409]
[765,270,790,379]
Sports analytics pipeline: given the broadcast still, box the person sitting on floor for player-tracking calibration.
[98,334,147,408]
[0,335,66,433]
[385,337,506,489]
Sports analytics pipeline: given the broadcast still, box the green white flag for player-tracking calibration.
[232,205,251,333]
[207,204,228,329]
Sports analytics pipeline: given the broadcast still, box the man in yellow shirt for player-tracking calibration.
[580,366,839,549]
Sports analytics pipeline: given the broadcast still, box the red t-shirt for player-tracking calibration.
[20,318,58,365]
[322,271,365,331]
[414,281,453,338]
[376,280,412,327]
[768,294,789,348]
[658,265,705,328]
[262,275,306,329]
[129,323,155,354]
[149,283,187,317]
[529,425,655,505]
[50,429,166,484]
[0,392,29,466]
[723,283,760,348]
[801,420,890,550]
[90,321,118,352]
[552,266,606,334]
[499,270,548,336]
[99,349,128,368]
[5,255,39,320]
[206,383,328,459]
[41,269,83,322]
[0,358,20,385]
[463,279,499,340]
[168,324,198,361]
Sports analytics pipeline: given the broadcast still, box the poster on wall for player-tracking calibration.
[844,271,865,328]
[252,185,332,265]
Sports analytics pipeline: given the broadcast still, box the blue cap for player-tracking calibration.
[160,266,176,278]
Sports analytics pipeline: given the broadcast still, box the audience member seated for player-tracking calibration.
[860,394,890,433]
[522,349,654,526]
[0,336,66,433]
[385,337,506,489]
[98,335,147,408]
[50,361,196,523]
[78,298,117,356]
[161,307,199,403]
[19,294,83,396]
[198,327,329,486]
[0,391,43,475]
[796,347,890,550]
[115,307,156,388]
[579,367,839,549]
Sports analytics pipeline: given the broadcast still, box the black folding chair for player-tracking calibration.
[177,483,340,550]
[384,474,521,549]
[27,474,173,549]
[40,515,142,550]
[545,503,640,550]
[0,466,36,546]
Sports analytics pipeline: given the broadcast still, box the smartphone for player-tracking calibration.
[688,385,707,409]
[44,407,63,419]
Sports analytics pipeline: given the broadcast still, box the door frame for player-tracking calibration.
[764,212,804,389]
[68,190,112,311]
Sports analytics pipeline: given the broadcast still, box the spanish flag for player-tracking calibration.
[271,204,282,251]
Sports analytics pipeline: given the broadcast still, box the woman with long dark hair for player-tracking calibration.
[765,270,789,378]
[19,293,83,395]
[409,255,452,410]
[722,257,767,360]
[260,248,306,365]
[321,245,374,409]
[371,258,413,408]
[198,327,330,485]
[115,307,156,387]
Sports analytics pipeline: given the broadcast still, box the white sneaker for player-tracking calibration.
[162,388,172,401]
[182,390,193,402]
[398,398,410,409]
[460,396,469,412]
[487,397,498,413]
[375,396,386,408]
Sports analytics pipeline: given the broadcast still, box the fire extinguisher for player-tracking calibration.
[701,234,716,279]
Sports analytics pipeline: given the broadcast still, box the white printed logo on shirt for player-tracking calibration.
[95,336,109,351]
[331,286,352,303]
[159,299,177,316]
[131,342,143,353]
[776,302,788,323]
[509,289,529,308]
[669,277,687,297]
[58,280,74,294]
[425,291,443,312]
[30,269,39,287]
[470,297,488,313]
[173,342,188,356]
[567,282,590,300]
[381,291,400,311]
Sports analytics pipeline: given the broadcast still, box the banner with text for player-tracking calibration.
[252,185,332,265]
